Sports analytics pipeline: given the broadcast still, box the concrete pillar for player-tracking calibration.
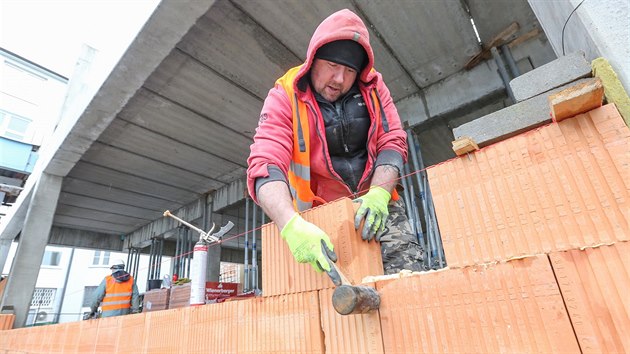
[0,238,12,273]
[0,173,62,328]
[528,0,629,91]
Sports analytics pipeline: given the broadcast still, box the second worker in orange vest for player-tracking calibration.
[89,259,140,318]
[247,9,426,275]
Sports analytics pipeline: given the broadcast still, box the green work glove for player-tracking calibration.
[353,186,391,241]
[281,214,337,273]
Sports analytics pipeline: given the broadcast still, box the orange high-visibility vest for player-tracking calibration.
[276,65,396,212]
[101,275,133,312]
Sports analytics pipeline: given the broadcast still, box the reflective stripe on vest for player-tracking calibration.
[276,65,326,211]
[102,275,133,312]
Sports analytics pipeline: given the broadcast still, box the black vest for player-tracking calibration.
[314,85,370,192]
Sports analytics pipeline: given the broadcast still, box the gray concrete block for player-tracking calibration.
[454,78,591,147]
[509,52,591,102]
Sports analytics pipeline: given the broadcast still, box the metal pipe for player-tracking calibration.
[55,247,74,323]
[244,198,250,292]
[126,244,131,272]
[500,44,520,78]
[134,248,140,280]
[173,228,180,277]
[406,130,428,258]
[157,238,163,279]
[407,129,432,268]
[491,46,516,104]
[252,202,258,291]
[427,185,444,267]
[400,163,416,235]
[147,239,155,289]
[186,228,192,278]
[403,162,421,236]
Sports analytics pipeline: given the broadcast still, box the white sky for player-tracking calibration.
[0,0,160,78]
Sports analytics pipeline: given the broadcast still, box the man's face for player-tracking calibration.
[310,59,358,102]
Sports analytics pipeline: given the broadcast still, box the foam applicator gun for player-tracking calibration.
[321,240,381,315]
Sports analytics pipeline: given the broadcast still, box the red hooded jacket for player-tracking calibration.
[247,9,407,205]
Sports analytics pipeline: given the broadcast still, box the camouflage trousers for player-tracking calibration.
[379,198,426,274]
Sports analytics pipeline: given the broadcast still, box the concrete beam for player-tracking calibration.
[212,178,246,212]
[48,226,124,252]
[126,197,206,250]
[397,61,504,127]
[0,173,62,328]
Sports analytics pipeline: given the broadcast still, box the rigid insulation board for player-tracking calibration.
[318,286,384,353]
[376,255,580,353]
[549,242,630,353]
[262,198,383,297]
[237,291,324,353]
[182,300,239,353]
[428,104,629,267]
[143,307,189,353]
[94,316,121,353]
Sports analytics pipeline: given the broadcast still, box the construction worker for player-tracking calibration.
[88,259,140,318]
[247,9,425,275]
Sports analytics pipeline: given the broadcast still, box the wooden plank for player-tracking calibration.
[451,136,479,156]
[549,78,604,122]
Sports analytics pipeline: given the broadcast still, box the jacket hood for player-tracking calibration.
[295,9,376,93]
[112,270,131,282]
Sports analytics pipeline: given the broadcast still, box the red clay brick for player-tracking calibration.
[377,255,580,353]
[77,318,99,353]
[428,104,629,267]
[143,307,189,353]
[183,302,238,353]
[94,316,121,353]
[549,242,630,353]
[262,198,383,297]
[117,313,146,354]
[318,286,383,353]
[238,291,324,353]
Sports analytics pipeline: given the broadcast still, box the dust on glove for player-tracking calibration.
[353,186,391,241]
[281,213,336,273]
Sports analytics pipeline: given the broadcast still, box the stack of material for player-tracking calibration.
[168,283,191,309]
[454,52,595,148]
[142,288,170,312]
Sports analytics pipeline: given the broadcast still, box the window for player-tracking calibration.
[42,251,61,266]
[0,109,32,142]
[82,286,97,307]
[31,288,56,307]
[92,251,111,266]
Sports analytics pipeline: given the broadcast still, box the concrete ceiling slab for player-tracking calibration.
[61,177,173,211]
[143,49,263,136]
[177,0,302,99]
[466,0,540,46]
[117,89,251,166]
[57,192,161,222]
[56,204,149,226]
[68,161,199,204]
[357,0,480,88]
